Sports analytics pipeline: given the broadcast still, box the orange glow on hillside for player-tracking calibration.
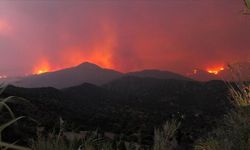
[57,43,114,71]
[32,50,113,75]
[33,59,51,75]
[31,20,117,74]
[32,47,114,75]
[207,66,224,75]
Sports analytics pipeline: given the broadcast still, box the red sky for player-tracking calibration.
[0,0,250,76]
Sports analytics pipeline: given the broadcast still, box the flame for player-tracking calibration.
[33,59,51,75]
[59,46,113,70]
[32,45,114,75]
[31,19,116,74]
[207,66,224,75]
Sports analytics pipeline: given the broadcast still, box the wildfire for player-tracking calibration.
[59,47,114,70]
[33,59,51,75]
[32,48,114,75]
[36,70,48,74]
[31,20,116,74]
[207,66,224,75]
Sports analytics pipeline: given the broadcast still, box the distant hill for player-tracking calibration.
[104,76,228,110]
[127,69,192,81]
[13,62,123,89]
[5,61,250,89]
[12,62,194,89]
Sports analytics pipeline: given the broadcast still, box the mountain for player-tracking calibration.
[62,82,111,103]
[127,69,192,81]
[104,76,228,109]
[12,62,195,89]
[5,61,250,89]
[13,62,123,89]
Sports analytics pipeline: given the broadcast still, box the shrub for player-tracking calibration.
[153,120,180,150]
[0,84,30,150]
[195,82,250,150]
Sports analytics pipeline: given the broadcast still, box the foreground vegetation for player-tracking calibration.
[1,79,229,149]
[0,84,30,150]
[1,83,183,150]
[195,82,250,150]
[0,80,249,150]
[0,92,181,150]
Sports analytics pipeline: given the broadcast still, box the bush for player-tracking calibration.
[0,84,30,150]
[195,82,250,150]
[153,120,180,150]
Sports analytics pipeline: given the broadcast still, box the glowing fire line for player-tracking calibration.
[207,67,224,75]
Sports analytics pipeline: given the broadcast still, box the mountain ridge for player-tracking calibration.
[127,69,192,81]
[13,62,123,89]
[12,62,194,89]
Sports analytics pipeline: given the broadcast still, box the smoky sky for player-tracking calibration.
[0,0,250,76]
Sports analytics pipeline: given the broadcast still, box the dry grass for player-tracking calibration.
[195,81,250,150]
[0,84,30,150]
[153,120,180,150]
